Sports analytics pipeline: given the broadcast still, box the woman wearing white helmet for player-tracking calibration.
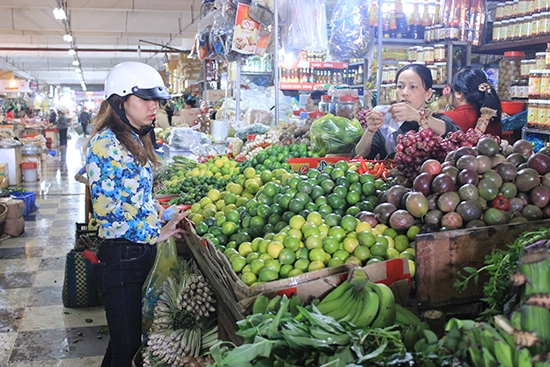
[86,61,188,367]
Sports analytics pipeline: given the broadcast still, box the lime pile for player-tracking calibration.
[239,143,314,172]
[188,159,417,286]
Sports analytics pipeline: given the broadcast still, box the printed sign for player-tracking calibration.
[232,4,260,54]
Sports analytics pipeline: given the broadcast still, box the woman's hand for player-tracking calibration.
[158,211,189,243]
[388,102,420,123]
[365,111,384,134]
[154,200,166,223]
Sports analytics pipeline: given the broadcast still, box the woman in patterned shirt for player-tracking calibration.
[86,61,188,367]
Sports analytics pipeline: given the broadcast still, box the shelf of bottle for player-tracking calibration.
[474,35,550,54]
[378,38,425,45]
[279,61,349,70]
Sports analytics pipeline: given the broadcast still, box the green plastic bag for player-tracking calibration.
[310,114,364,156]
[142,238,179,334]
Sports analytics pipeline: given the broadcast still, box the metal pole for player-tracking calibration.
[376,1,383,105]
[274,0,279,126]
[236,54,241,123]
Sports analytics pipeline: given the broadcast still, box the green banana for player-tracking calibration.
[317,285,355,315]
[266,295,282,313]
[340,290,363,323]
[349,288,368,325]
[494,339,514,367]
[252,295,269,314]
[478,327,496,355]
[369,282,396,328]
[395,303,421,327]
[482,346,498,367]
[354,288,380,328]
[325,290,359,321]
[319,279,353,305]
[348,268,368,291]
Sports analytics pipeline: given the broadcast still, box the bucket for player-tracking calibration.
[21,162,38,182]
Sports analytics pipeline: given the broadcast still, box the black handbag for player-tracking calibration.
[62,248,103,308]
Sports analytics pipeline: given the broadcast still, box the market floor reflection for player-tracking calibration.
[0,129,107,366]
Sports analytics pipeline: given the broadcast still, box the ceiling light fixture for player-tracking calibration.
[53,7,67,20]
[72,60,79,66]
[68,48,76,56]
[63,33,73,42]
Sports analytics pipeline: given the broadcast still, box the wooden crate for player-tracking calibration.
[415,219,550,309]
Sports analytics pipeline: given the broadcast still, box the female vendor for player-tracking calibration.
[353,64,459,159]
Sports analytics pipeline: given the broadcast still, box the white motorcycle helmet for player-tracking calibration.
[105,61,170,101]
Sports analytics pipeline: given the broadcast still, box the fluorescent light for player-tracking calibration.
[63,34,73,42]
[75,68,82,73]
[53,7,67,20]
[68,49,76,56]
[72,60,80,66]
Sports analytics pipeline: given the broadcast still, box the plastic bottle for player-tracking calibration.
[370,0,379,38]
[162,205,179,221]
[409,1,423,39]
[395,0,409,38]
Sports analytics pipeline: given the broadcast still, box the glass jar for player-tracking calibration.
[433,25,444,41]
[508,19,517,40]
[423,47,435,65]
[496,2,505,20]
[428,65,438,84]
[511,79,520,99]
[529,70,543,99]
[407,47,417,62]
[499,51,525,100]
[505,1,514,16]
[533,13,541,36]
[493,21,502,42]
[536,52,547,69]
[434,44,446,62]
[501,20,510,40]
[521,59,536,77]
[519,0,528,15]
[424,26,433,42]
[318,95,331,113]
[382,67,390,84]
[388,66,398,83]
[542,69,550,99]
[538,100,549,125]
[336,94,358,119]
[523,15,533,37]
[435,62,447,84]
[528,99,540,127]
[416,47,424,63]
[519,79,530,98]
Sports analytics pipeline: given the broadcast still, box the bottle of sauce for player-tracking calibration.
[370,0,379,38]
[409,1,423,39]
[395,0,409,38]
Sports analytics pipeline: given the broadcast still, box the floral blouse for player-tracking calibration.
[86,129,160,244]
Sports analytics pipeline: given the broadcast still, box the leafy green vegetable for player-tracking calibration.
[453,227,550,320]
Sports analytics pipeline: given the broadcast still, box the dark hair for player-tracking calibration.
[451,66,502,124]
[93,95,158,168]
[184,98,195,108]
[309,90,327,105]
[395,64,433,90]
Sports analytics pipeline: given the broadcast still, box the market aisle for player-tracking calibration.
[0,130,107,366]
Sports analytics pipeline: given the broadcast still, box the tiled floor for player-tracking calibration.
[0,131,107,366]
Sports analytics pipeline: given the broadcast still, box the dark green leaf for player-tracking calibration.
[217,337,274,365]
[463,266,478,274]
[356,339,388,363]
[268,295,290,339]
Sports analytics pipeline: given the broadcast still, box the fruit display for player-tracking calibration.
[372,137,550,234]
[394,128,498,181]
[156,155,240,205]
[188,162,417,286]
[142,260,218,367]
[237,143,312,172]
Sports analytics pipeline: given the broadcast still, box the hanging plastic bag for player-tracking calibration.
[142,238,180,334]
[329,0,373,59]
[310,114,364,156]
[283,0,328,51]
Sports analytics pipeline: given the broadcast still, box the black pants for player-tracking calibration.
[94,238,157,367]
[58,128,68,146]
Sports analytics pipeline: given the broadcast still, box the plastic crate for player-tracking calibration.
[10,192,37,216]
[502,110,527,132]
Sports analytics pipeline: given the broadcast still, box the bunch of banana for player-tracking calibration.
[316,268,397,329]
[144,260,219,367]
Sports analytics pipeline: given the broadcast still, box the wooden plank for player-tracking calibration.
[416,219,550,308]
